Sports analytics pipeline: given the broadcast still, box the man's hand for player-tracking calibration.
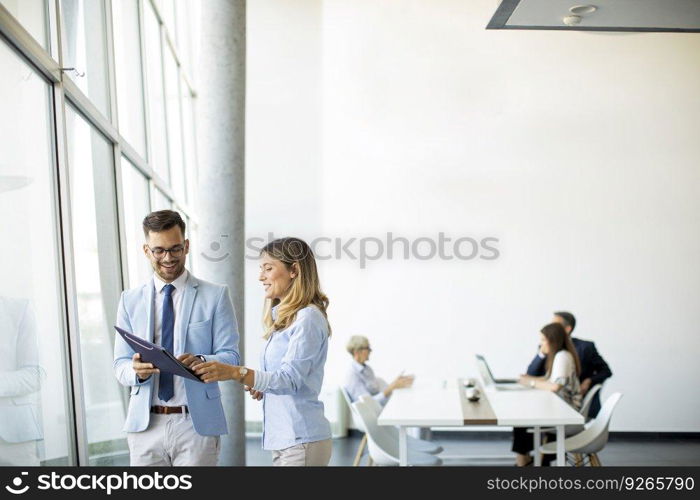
[244,385,263,401]
[132,353,159,381]
[580,378,592,395]
[178,353,205,369]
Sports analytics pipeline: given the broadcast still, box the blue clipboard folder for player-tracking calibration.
[115,325,203,383]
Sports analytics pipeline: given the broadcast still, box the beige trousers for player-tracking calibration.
[271,439,332,466]
[127,413,220,466]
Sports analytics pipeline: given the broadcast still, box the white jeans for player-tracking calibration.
[127,413,220,466]
[271,439,332,466]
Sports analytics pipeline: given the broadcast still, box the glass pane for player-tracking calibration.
[60,0,111,118]
[112,0,147,158]
[0,0,49,49]
[164,46,185,202]
[174,0,191,74]
[181,80,197,208]
[151,187,171,211]
[0,40,73,466]
[144,1,169,183]
[175,0,199,85]
[65,106,128,465]
[160,0,175,38]
[188,219,198,275]
[120,158,152,289]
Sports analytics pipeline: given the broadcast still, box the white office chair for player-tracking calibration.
[340,387,370,466]
[540,392,623,466]
[352,400,442,466]
[527,385,602,439]
[579,384,602,422]
[358,395,443,454]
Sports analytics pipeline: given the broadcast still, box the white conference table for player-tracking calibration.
[377,379,584,466]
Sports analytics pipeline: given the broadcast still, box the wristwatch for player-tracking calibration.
[238,367,248,382]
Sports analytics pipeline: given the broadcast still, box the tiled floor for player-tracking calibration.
[90,431,700,466]
[245,432,700,466]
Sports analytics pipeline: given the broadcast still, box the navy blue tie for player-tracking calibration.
[158,284,175,402]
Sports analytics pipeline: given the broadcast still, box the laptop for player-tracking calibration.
[475,354,528,390]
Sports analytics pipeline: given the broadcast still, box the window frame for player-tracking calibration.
[0,0,200,465]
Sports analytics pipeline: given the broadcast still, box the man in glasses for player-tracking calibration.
[113,210,240,466]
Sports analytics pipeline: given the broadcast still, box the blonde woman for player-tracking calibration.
[194,237,332,466]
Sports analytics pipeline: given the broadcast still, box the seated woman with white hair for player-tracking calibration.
[343,335,414,406]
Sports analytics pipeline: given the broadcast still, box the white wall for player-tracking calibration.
[247,0,700,432]
[245,0,324,423]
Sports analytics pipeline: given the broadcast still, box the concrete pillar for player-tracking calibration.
[196,0,246,466]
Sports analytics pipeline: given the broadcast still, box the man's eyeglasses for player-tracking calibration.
[147,245,185,259]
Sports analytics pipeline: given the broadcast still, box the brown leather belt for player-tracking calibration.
[151,405,188,414]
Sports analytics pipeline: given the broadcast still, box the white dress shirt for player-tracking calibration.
[151,270,189,407]
[251,305,332,451]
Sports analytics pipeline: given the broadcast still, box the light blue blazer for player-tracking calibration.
[113,273,240,436]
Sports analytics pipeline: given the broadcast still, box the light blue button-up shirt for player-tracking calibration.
[344,360,389,406]
[252,305,332,451]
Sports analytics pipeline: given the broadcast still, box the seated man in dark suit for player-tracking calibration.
[526,311,612,418]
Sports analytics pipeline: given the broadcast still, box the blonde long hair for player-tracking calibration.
[261,237,330,339]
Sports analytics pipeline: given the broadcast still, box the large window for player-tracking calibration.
[143,0,169,183]
[0,39,74,466]
[151,186,172,211]
[0,0,201,465]
[0,0,48,49]
[112,0,147,158]
[65,106,126,465]
[60,0,111,118]
[181,77,198,207]
[120,157,152,288]
[164,44,186,202]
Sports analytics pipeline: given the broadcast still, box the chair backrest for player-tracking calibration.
[359,394,383,416]
[359,394,401,440]
[566,392,623,454]
[341,386,354,409]
[352,399,400,465]
[341,386,366,433]
[579,384,602,421]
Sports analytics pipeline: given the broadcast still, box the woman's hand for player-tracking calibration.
[392,374,414,390]
[383,374,415,397]
[518,374,533,386]
[194,361,237,383]
[177,353,205,369]
[244,385,263,401]
[580,378,592,395]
